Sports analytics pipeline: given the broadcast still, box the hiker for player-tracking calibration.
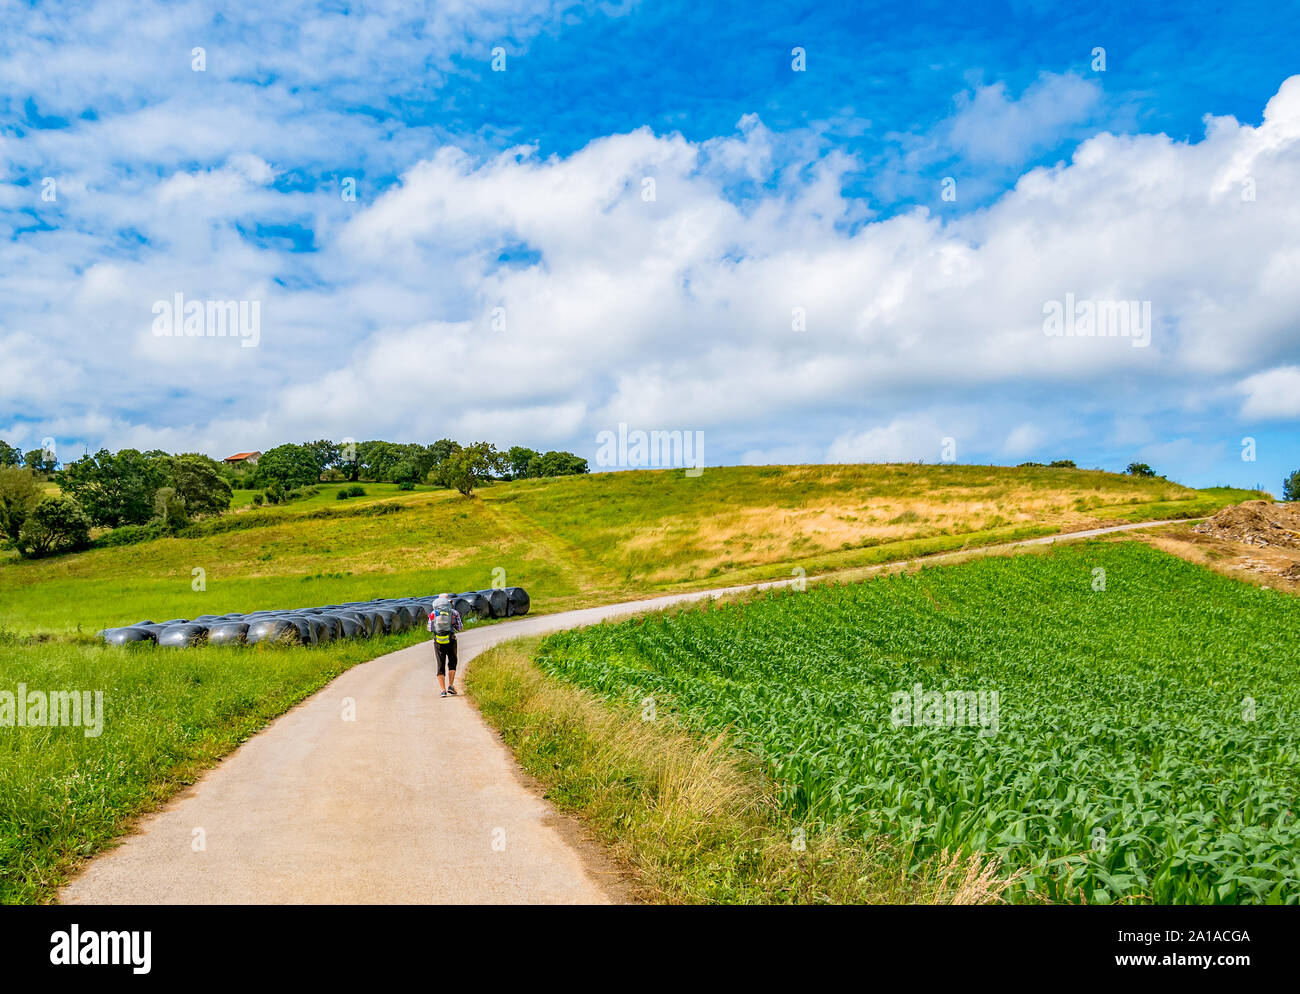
[427,593,464,698]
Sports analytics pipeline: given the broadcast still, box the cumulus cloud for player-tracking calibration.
[1238,366,1300,419]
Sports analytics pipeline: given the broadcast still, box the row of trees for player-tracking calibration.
[245,440,588,494]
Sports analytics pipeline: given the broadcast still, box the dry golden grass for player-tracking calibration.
[607,482,1186,584]
[469,635,1019,904]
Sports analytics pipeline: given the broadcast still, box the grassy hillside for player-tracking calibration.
[498,541,1300,904]
[0,465,1260,635]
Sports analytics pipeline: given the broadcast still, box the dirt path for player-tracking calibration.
[58,517,1185,904]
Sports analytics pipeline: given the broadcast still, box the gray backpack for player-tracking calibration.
[429,602,454,635]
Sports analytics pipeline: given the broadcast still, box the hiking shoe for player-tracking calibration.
[440,690,448,698]
[447,686,458,696]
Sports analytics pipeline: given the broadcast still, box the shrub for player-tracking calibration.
[347,485,366,497]
[16,494,92,557]
[336,489,350,500]
[1048,459,1076,468]
[93,521,169,548]
[1125,462,1157,478]
[397,480,414,491]
[252,493,264,506]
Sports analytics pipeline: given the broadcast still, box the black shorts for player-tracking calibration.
[434,637,458,675]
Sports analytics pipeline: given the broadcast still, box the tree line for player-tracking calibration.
[0,438,587,558]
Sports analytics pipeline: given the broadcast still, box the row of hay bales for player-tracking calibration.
[96,587,530,648]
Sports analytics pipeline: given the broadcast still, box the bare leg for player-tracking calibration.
[447,668,457,691]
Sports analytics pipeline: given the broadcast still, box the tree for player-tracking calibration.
[0,440,21,468]
[24,447,57,476]
[505,446,540,480]
[56,448,168,527]
[438,442,503,496]
[17,494,91,558]
[355,440,400,482]
[527,450,589,478]
[0,467,42,548]
[1125,462,1156,478]
[306,439,341,480]
[428,438,459,467]
[1048,459,1076,469]
[391,460,420,486]
[255,444,320,490]
[400,443,439,482]
[168,454,233,517]
[153,487,189,529]
[1283,469,1299,502]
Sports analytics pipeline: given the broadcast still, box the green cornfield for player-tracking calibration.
[536,541,1300,904]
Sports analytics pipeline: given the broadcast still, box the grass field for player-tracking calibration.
[0,627,428,904]
[529,541,1300,904]
[0,465,1260,636]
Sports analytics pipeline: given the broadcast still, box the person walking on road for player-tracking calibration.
[428,593,464,697]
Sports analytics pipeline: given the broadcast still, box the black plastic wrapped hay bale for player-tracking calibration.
[157,624,209,648]
[455,592,490,619]
[335,615,365,639]
[404,599,433,622]
[102,626,158,646]
[504,587,530,616]
[207,622,250,646]
[450,596,475,621]
[347,612,375,637]
[371,609,398,635]
[476,589,509,618]
[246,617,302,645]
[285,617,318,644]
[315,614,345,640]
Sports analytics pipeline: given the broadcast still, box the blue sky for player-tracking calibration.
[1,0,1298,491]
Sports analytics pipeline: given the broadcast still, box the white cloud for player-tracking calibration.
[826,416,954,464]
[1238,366,1300,419]
[948,73,1102,166]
